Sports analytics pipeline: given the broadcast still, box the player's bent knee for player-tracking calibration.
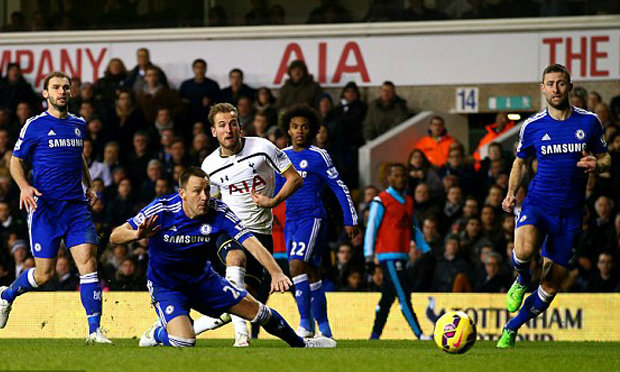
[167,335,196,348]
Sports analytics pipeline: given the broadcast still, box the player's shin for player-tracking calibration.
[310,280,332,338]
[226,266,250,342]
[0,268,39,303]
[505,285,555,332]
[292,274,313,333]
[251,302,305,347]
[79,272,102,334]
[511,251,532,285]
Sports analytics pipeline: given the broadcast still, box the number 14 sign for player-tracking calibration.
[455,87,479,113]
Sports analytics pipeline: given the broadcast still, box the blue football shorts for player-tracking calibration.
[27,197,98,259]
[284,216,327,267]
[515,202,582,268]
[147,266,247,325]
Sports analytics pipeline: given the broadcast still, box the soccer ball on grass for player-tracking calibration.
[433,311,477,354]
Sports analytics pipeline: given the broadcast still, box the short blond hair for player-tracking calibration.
[208,103,238,126]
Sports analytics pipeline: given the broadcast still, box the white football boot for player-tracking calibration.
[0,286,12,329]
[139,320,162,347]
[86,327,113,344]
[304,336,337,348]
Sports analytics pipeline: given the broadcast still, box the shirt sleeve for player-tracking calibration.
[364,196,384,258]
[12,120,37,159]
[127,198,162,229]
[315,150,358,226]
[264,140,292,174]
[589,115,608,154]
[516,121,534,159]
[213,201,254,243]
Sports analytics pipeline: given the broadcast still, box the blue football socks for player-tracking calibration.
[511,251,532,286]
[1,268,39,303]
[310,280,332,338]
[292,274,312,332]
[506,286,555,332]
[80,272,102,334]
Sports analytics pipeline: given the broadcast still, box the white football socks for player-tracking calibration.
[226,266,249,341]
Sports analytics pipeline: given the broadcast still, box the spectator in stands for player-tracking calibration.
[358,185,379,227]
[13,102,32,136]
[102,243,129,281]
[254,87,278,127]
[401,0,448,20]
[10,240,29,279]
[48,256,79,291]
[220,68,255,105]
[154,177,172,197]
[276,60,323,112]
[95,58,128,108]
[570,86,588,109]
[452,196,479,233]
[367,265,383,292]
[140,159,163,203]
[269,4,286,25]
[480,204,502,249]
[577,196,616,271]
[341,269,364,291]
[594,102,613,128]
[315,124,330,150]
[0,129,12,170]
[331,241,355,289]
[587,91,602,112]
[431,234,472,292]
[473,113,514,170]
[0,201,26,252]
[413,182,439,223]
[421,215,442,257]
[106,178,138,228]
[475,251,510,292]
[459,217,490,262]
[136,66,187,124]
[179,58,221,125]
[0,63,40,112]
[125,131,154,187]
[0,261,12,287]
[102,141,121,177]
[439,146,476,196]
[188,132,210,165]
[413,115,457,167]
[110,257,145,291]
[207,5,229,26]
[84,138,111,186]
[307,0,353,23]
[484,184,504,210]
[103,166,128,202]
[441,185,463,235]
[406,148,442,198]
[87,117,106,159]
[363,0,401,22]
[123,47,168,94]
[245,111,270,138]
[79,101,96,123]
[363,81,409,142]
[587,252,618,292]
[243,0,270,25]
[2,11,27,32]
[328,82,367,188]
[237,95,255,129]
[103,88,147,155]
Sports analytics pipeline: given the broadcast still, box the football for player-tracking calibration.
[433,311,477,354]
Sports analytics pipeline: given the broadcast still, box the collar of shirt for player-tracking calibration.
[386,186,406,204]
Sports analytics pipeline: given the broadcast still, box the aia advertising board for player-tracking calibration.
[1,29,618,89]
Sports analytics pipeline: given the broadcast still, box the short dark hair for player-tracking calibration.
[287,60,308,76]
[387,162,406,176]
[192,58,206,68]
[542,63,571,83]
[179,166,208,189]
[280,104,321,140]
[208,103,238,126]
[43,71,71,91]
[382,80,395,88]
[229,68,243,79]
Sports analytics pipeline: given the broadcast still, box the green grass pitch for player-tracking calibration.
[0,339,618,372]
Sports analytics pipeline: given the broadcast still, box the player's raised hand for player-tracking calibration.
[345,225,360,241]
[502,195,516,213]
[270,272,292,294]
[251,190,275,208]
[19,185,42,211]
[577,150,598,173]
[137,215,161,239]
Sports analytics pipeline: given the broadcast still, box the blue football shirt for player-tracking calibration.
[127,194,253,289]
[516,107,607,214]
[13,112,87,201]
[279,145,357,225]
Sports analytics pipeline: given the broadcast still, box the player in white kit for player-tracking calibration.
[195,103,302,347]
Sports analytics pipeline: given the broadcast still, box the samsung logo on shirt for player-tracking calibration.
[48,138,84,148]
[541,142,587,155]
[163,234,211,244]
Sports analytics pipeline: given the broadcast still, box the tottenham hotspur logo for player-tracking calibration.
[74,128,81,137]
[575,129,585,140]
[200,224,212,235]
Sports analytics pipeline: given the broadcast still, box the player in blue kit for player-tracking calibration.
[497,64,611,348]
[279,104,359,340]
[109,167,335,348]
[0,71,110,343]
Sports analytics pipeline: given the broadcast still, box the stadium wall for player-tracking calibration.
[1,292,618,341]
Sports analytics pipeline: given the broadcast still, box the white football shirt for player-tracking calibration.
[201,137,293,234]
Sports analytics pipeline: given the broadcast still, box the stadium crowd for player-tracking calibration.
[0,47,619,296]
[2,0,618,31]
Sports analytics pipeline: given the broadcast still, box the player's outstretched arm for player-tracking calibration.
[502,157,525,213]
[241,236,292,293]
[10,155,41,211]
[110,216,161,244]
[251,166,302,208]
